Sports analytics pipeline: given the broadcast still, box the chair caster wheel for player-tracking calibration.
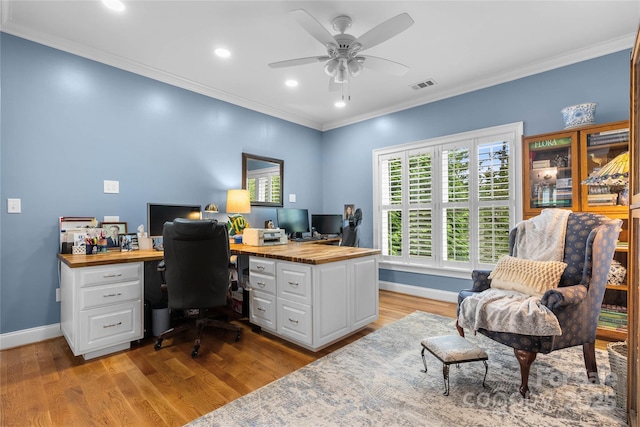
[154,339,163,351]
[235,332,241,342]
[191,345,200,358]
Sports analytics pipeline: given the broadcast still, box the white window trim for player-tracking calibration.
[372,122,523,276]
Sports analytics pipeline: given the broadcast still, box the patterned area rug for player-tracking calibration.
[187,311,626,426]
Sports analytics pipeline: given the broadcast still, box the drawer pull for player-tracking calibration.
[257,307,266,312]
[103,321,122,328]
[257,265,265,271]
[288,281,299,287]
[102,273,123,278]
[103,292,122,298]
[288,318,299,324]
[256,281,266,288]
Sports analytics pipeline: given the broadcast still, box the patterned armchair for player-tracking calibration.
[456,212,622,397]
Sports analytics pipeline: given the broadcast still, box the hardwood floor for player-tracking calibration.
[0,290,610,426]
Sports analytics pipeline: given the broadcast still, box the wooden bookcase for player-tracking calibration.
[522,120,630,341]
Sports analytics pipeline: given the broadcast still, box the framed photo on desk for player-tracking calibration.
[101,222,128,250]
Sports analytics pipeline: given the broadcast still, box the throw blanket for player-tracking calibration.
[512,208,571,261]
[458,288,562,336]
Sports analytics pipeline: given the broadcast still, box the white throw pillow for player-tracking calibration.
[489,255,567,297]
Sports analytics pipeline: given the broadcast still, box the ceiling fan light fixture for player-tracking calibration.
[285,79,299,87]
[324,59,339,77]
[335,66,347,83]
[214,48,231,58]
[334,100,346,108]
[348,59,363,77]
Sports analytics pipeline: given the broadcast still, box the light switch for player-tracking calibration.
[104,180,119,194]
[7,198,21,213]
[289,194,296,203]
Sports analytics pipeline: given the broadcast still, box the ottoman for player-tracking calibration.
[421,335,488,396]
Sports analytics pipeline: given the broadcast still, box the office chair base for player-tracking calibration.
[153,317,242,357]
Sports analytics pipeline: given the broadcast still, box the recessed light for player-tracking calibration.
[285,80,298,88]
[214,48,231,58]
[335,101,346,108]
[102,0,125,12]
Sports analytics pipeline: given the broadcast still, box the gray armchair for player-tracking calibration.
[456,212,621,397]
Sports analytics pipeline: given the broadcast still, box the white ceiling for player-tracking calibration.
[2,1,639,131]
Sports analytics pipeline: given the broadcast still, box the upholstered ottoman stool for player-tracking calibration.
[421,335,488,396]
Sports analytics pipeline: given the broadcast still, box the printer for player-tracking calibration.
[242,228,287,246]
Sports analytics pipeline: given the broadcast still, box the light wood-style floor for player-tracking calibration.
[0,290,610,426]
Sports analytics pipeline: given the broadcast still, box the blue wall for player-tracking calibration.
[0,32,631,334]
[0,34,322,334]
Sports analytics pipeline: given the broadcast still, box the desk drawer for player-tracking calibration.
[81,281,142,310]
[80,264,141,287]
[79,300,142,353]
[250,258,276,276]
[250,290,276,331]
[278,262,311,305]
[277,299,312,346]
[249,272,276,295]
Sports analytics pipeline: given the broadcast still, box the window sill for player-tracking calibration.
[379,260,472,280]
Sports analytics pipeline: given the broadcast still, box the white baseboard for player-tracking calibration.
[0,323,62,351]
[379,281,459,303]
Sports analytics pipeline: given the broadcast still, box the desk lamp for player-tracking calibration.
[226,189,251,237]
[203,203,219,220]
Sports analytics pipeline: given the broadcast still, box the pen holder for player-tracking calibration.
[85,245,97,255]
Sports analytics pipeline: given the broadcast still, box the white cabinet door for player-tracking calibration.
[352,257,379,330]
[313,263,350,347]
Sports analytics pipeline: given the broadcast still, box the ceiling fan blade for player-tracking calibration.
[355,13,414,50]
[359,55,410,76]
[268,56,330,68]
[290,9,337,47]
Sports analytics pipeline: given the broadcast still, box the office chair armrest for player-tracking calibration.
[157,260,165,271]
[470,269,492,292]
[541,284,588,311]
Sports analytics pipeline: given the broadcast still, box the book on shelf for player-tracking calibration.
[587,130,629,146]
[532,159,551,168]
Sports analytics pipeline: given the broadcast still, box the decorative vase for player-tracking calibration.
[561,103,597,129]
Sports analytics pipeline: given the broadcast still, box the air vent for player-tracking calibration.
[410,79,437,91]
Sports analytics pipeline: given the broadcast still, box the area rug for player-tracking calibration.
[187,311,626,426]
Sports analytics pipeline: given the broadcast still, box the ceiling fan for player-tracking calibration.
[268,9,414,91]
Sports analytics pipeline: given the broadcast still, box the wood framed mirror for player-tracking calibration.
[242,153,284,207]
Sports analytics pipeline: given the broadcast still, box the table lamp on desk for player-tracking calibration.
[226,189,251,242]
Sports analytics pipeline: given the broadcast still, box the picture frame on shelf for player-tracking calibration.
[100,222,128,249]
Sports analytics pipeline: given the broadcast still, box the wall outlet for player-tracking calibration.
[289,194,296,203]
[104,180,119,194]
[56,288,61,302]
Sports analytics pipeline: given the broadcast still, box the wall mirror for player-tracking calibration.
[242,153,284,207]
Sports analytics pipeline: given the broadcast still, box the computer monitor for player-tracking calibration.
[311,214,343,236]
[276,208,309,238]
[147,203,202,237]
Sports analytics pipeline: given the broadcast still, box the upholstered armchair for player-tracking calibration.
[456,211,622,397]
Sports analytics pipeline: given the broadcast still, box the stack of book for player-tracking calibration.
[588,193,618,206]
[599,304,628,332]
[587,130,629,146]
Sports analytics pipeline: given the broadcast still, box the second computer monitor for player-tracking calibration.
[276,208,309,238]
[311,214,343,236]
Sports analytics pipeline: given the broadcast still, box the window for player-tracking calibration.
[374,122,522,275]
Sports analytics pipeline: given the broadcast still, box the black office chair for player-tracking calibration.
[153,218,241,358]
[341,208,362,247]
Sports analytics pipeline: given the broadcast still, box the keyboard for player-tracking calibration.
[294,236,320,242]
